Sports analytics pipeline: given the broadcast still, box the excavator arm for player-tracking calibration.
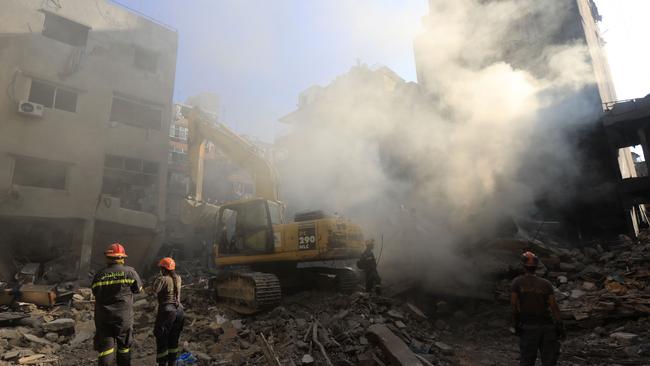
[184,108,279,202]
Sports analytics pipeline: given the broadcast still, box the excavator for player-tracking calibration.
[180,107,367,313]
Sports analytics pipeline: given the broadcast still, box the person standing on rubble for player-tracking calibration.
[92,243,143,366]
[357,239,381,293]
[511,251,564,366]
[152,257,185,366]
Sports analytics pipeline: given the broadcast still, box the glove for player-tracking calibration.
[555,322,566,340]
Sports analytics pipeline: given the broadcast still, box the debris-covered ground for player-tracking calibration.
[1,233,650,365]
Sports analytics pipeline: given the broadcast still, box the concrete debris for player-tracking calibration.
[0,232,648,365]
[42,318,75,334]
[366,324,423,366]
[609,332,639,345]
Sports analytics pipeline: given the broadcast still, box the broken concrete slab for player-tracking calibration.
[23,333,53,346]
[406,303,427,320]
[610,332,639,345]
[301,354,314,364]
[42,318,75,334]
[366,324,423,366]
[434,341,453,354]
[3,348,34,360]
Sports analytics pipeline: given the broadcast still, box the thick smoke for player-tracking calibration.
[277,0,603,290]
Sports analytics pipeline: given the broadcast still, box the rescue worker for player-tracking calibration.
[152,257,184,366]
[511,251,564,366]
[357,239,381,293]
[92,243,143,366]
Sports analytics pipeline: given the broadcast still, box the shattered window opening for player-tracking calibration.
[12,155,68,190]
[109,96,162,130]
[102,154,159,214]
[42,12,89,47]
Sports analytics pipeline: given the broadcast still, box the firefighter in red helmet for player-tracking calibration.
[152,257,184,365]
[511,251,564,366]
[92,243,143,366]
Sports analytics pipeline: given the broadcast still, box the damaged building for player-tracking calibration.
[412,0,635,240]
[0,0,178,282]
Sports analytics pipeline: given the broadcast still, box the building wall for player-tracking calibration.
[0,0,177,275]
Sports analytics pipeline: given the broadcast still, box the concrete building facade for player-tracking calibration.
[0,0,178,280]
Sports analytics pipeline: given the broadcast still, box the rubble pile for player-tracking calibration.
[552,234,650,324]
[1,234,649,365]
[161,290,455,365]
[0,281,457,365]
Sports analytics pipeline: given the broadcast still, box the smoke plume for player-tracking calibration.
[277,0,603,290]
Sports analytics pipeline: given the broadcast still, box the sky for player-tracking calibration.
[596,0,650,101]
[112,0,428,141]
[112,0,650,141]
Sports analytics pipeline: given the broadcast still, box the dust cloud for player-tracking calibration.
[276,0,603,289]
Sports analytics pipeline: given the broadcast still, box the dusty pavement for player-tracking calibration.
[2,233,650,365]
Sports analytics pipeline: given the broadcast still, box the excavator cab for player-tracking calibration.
[214,198,283,257]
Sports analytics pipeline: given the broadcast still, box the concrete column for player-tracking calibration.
[78,218,95,281]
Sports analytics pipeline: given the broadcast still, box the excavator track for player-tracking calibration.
[334,268,359,293]
[214,271,281,314]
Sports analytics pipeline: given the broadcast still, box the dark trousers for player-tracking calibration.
[519,323,560,366]
[154,304,184,366]
[94,322,133,366]
[365,269,381,292]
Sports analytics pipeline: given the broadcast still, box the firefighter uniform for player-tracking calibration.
[92,263,143,366]
[152,270,184,366]
[511,252,562,366]
[357,244,381,292]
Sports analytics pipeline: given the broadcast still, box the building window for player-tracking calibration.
[170,144,187,154]
[168,152,188,164]
[42,12,89,47]
[134,46,159,73]
[170,124,188,140]
[104,154,159,175]
[102,154,159,213]
[28,80,78,112]
[109,96,162,130]
[12,156,68,190]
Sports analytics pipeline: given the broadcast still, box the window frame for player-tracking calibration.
[28,79,78,113]
[109,95,163,130]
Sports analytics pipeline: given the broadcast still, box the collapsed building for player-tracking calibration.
[0,0,178,282]
[414,0,635,240]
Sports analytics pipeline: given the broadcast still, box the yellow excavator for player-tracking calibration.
[180,108,366,313]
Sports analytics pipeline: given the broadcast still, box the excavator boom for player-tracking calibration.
[185,108,279,202]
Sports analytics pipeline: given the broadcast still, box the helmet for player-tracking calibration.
[158,257,176,271]
[521,251,539,268]
[105,243,127,258]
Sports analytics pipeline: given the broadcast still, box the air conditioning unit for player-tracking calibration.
[17,100,44,117]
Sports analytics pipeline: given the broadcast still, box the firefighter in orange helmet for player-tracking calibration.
[152,257,184,365]
[91,243,143,366]
[511,251,564,366]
